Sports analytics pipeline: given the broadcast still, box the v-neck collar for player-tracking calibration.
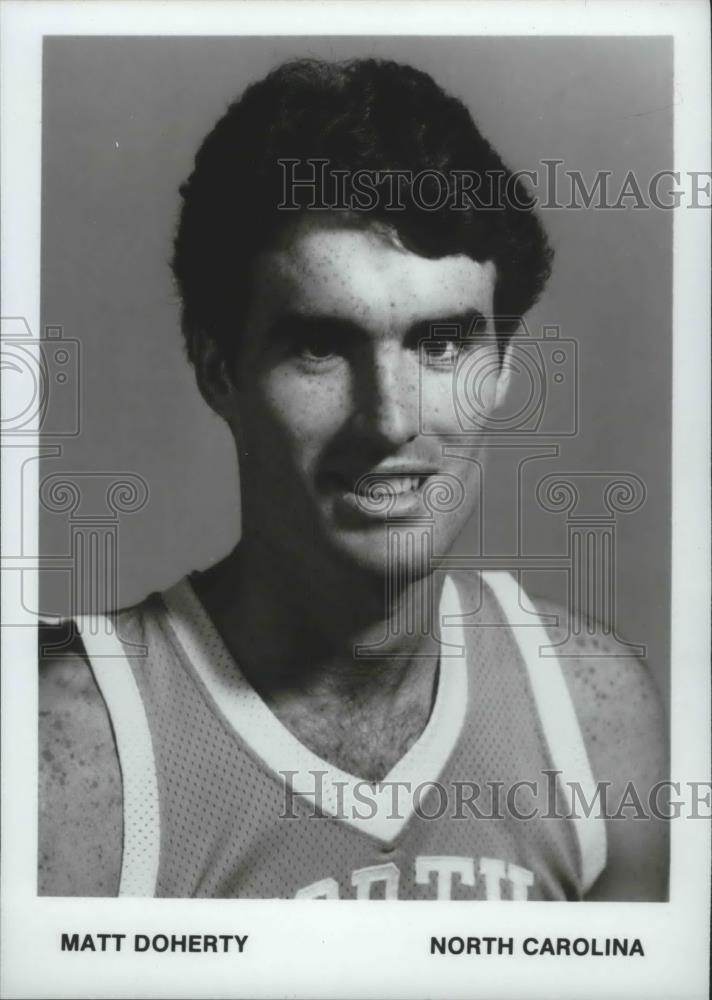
[159,574,468,845]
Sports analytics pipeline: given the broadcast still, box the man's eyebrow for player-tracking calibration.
[409,309,487,339]
[266,314,366,342]
[265,309,488,344]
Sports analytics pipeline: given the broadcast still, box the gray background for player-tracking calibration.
[40,36,672,699]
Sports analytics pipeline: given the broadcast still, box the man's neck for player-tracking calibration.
[192,539,445,779]
[193,537,444,701]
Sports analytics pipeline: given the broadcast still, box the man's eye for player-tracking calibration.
[423,339,461,367]
[303,341,336,360]
[294,333,341,363]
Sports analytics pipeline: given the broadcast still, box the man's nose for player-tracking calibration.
[354,345,419,447]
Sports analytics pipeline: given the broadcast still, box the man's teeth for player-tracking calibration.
[359,476,424,496]
[383,476,421,495]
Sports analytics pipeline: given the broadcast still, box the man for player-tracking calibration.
[39,57,667,900]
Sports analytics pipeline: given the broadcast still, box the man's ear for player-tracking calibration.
[193,335,239,420]
[494,340,513,410]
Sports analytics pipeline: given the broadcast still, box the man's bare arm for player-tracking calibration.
[535,600,669,901]
[39,627,122,896]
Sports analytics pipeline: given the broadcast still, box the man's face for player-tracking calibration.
[219,215,506,580]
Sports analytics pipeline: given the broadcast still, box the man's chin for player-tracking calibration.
[329,522,440,582]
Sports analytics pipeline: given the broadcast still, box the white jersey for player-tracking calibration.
[75,571,606,899]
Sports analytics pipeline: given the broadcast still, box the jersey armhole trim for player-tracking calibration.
[480,572,607,896]
[75,616,160,897]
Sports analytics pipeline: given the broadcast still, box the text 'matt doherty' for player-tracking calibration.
[60,933,249,954]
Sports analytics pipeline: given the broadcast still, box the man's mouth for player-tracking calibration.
[328,470,434,518]
[357,474,428,498]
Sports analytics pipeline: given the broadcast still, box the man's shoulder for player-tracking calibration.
[527,593,669,901]
[461,572,664,728]
[527,594,666,752]
[39,621,122,896]
[39,619,99,712]
[460,576,667,780]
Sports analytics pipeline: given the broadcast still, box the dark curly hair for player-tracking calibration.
[172,57,553,366]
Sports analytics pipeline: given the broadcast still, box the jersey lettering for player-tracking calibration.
[507,861,535,900]
[479,857,507,900]
[295,856,534,900]
[415,856,475,900]
[294,877,339,899]
[351,862,400,899]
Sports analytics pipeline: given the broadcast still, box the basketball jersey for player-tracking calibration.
[75,571,606,900]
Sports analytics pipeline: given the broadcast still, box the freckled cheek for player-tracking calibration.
[419,374,463,433]
[261,369,353,459]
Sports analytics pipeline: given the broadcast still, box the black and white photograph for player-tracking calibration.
[1,1,710,998]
